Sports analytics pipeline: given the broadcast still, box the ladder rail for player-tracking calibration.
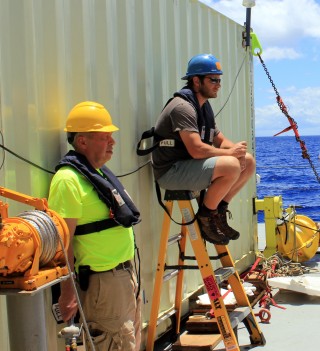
[178,200,241,351]
[146,202,187,351]
[146,193,266,351]
[173,223,187,335]
[146,201,174,351]
[215,240,265,343]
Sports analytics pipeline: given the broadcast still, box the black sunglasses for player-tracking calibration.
[206,77,221,84]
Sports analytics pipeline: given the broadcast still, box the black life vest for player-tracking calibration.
[55,151,141,232]
[136,87,216,156]
[174,87,216,146]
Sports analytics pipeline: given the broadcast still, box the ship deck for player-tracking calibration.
[238,222,320,351]
[228,254,320,351]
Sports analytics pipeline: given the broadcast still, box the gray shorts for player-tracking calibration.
[157,157,218,191]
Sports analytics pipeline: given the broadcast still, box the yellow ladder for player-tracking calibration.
[146,190,266,351]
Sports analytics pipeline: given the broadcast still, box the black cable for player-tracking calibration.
[0,132,5,171]
[0,142,151,177]
[117,160,151,178]
[278,216,320,233]
[0,49,247,176]
[0,50,246,177]
[215,51,248,118]
[133,228,141,300]
[0,142,55,174]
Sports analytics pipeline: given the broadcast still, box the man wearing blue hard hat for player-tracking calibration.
[152,54,255,245]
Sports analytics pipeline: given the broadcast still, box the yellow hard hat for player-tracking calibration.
[65,101,119,133]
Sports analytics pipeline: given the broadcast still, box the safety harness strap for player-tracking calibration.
[136,127,158,156]
[136,126,185,156]
[155,181,205,226]
[74,218,118,236]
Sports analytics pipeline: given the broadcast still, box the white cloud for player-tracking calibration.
[285,87,320,118]
[255,104,285,136]
[255,86,320,135]
[199,0,320,136]
[261,47,302,61]
[200,0,320,58]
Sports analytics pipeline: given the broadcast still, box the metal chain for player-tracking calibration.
[257,54,320,183]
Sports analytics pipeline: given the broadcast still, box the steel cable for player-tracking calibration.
[17,210,59,266]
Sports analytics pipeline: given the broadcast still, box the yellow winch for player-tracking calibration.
[0,186,70,291]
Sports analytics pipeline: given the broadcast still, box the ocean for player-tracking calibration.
[255,135,320,224]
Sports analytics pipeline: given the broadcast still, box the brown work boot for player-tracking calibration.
[218,206,240,240]
[197,209,230,245]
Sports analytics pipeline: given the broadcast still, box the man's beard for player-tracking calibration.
[199,85,217,99]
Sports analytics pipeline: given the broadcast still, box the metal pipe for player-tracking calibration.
[245,8,251,47]
[242,0,256,47]
[7,292,48,350]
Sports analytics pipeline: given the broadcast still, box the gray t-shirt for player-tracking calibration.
[152,97,219,179]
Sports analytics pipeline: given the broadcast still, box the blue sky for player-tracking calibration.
[199,0,320,137]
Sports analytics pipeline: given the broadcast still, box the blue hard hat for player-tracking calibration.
[181,54,223,80]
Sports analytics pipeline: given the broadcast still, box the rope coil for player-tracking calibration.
[256,252,318,278]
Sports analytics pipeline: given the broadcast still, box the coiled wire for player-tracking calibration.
[17,210,59,266]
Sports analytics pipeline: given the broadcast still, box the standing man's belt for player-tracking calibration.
[90,260,132,274]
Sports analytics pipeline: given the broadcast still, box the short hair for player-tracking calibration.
[186,75,205,89]
[67,132,77,145]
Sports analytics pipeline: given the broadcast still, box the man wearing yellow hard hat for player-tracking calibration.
[48,101,141,351]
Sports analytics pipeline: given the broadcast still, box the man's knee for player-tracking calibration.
[216,155,241,167]
[215,156,242,178]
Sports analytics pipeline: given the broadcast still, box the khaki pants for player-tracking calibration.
[79,266,141,351]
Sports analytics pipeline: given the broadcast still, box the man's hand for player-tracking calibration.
[58,282,78,322]
[229,141,247,159]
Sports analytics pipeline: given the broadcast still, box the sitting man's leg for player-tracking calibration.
[157,154,255,245]
[199,153,255,243]
[197,155,241,244]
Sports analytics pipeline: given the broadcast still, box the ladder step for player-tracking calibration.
[163,269,179,282]
[168,233,182,246]
[157,308,177,326]
[229,306,251,329]
[163,344,172,351]
[163,267,234,283]
[214,267,235,284]
[164,190,200,200]
[173,331,222,350]
[185,308,252,335]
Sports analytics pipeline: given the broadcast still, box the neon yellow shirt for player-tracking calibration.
[48,166,134,272]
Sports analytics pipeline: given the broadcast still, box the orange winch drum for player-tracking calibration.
[0,209,69,276]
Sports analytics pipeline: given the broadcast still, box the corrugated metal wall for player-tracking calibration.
[0,0,257,350]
